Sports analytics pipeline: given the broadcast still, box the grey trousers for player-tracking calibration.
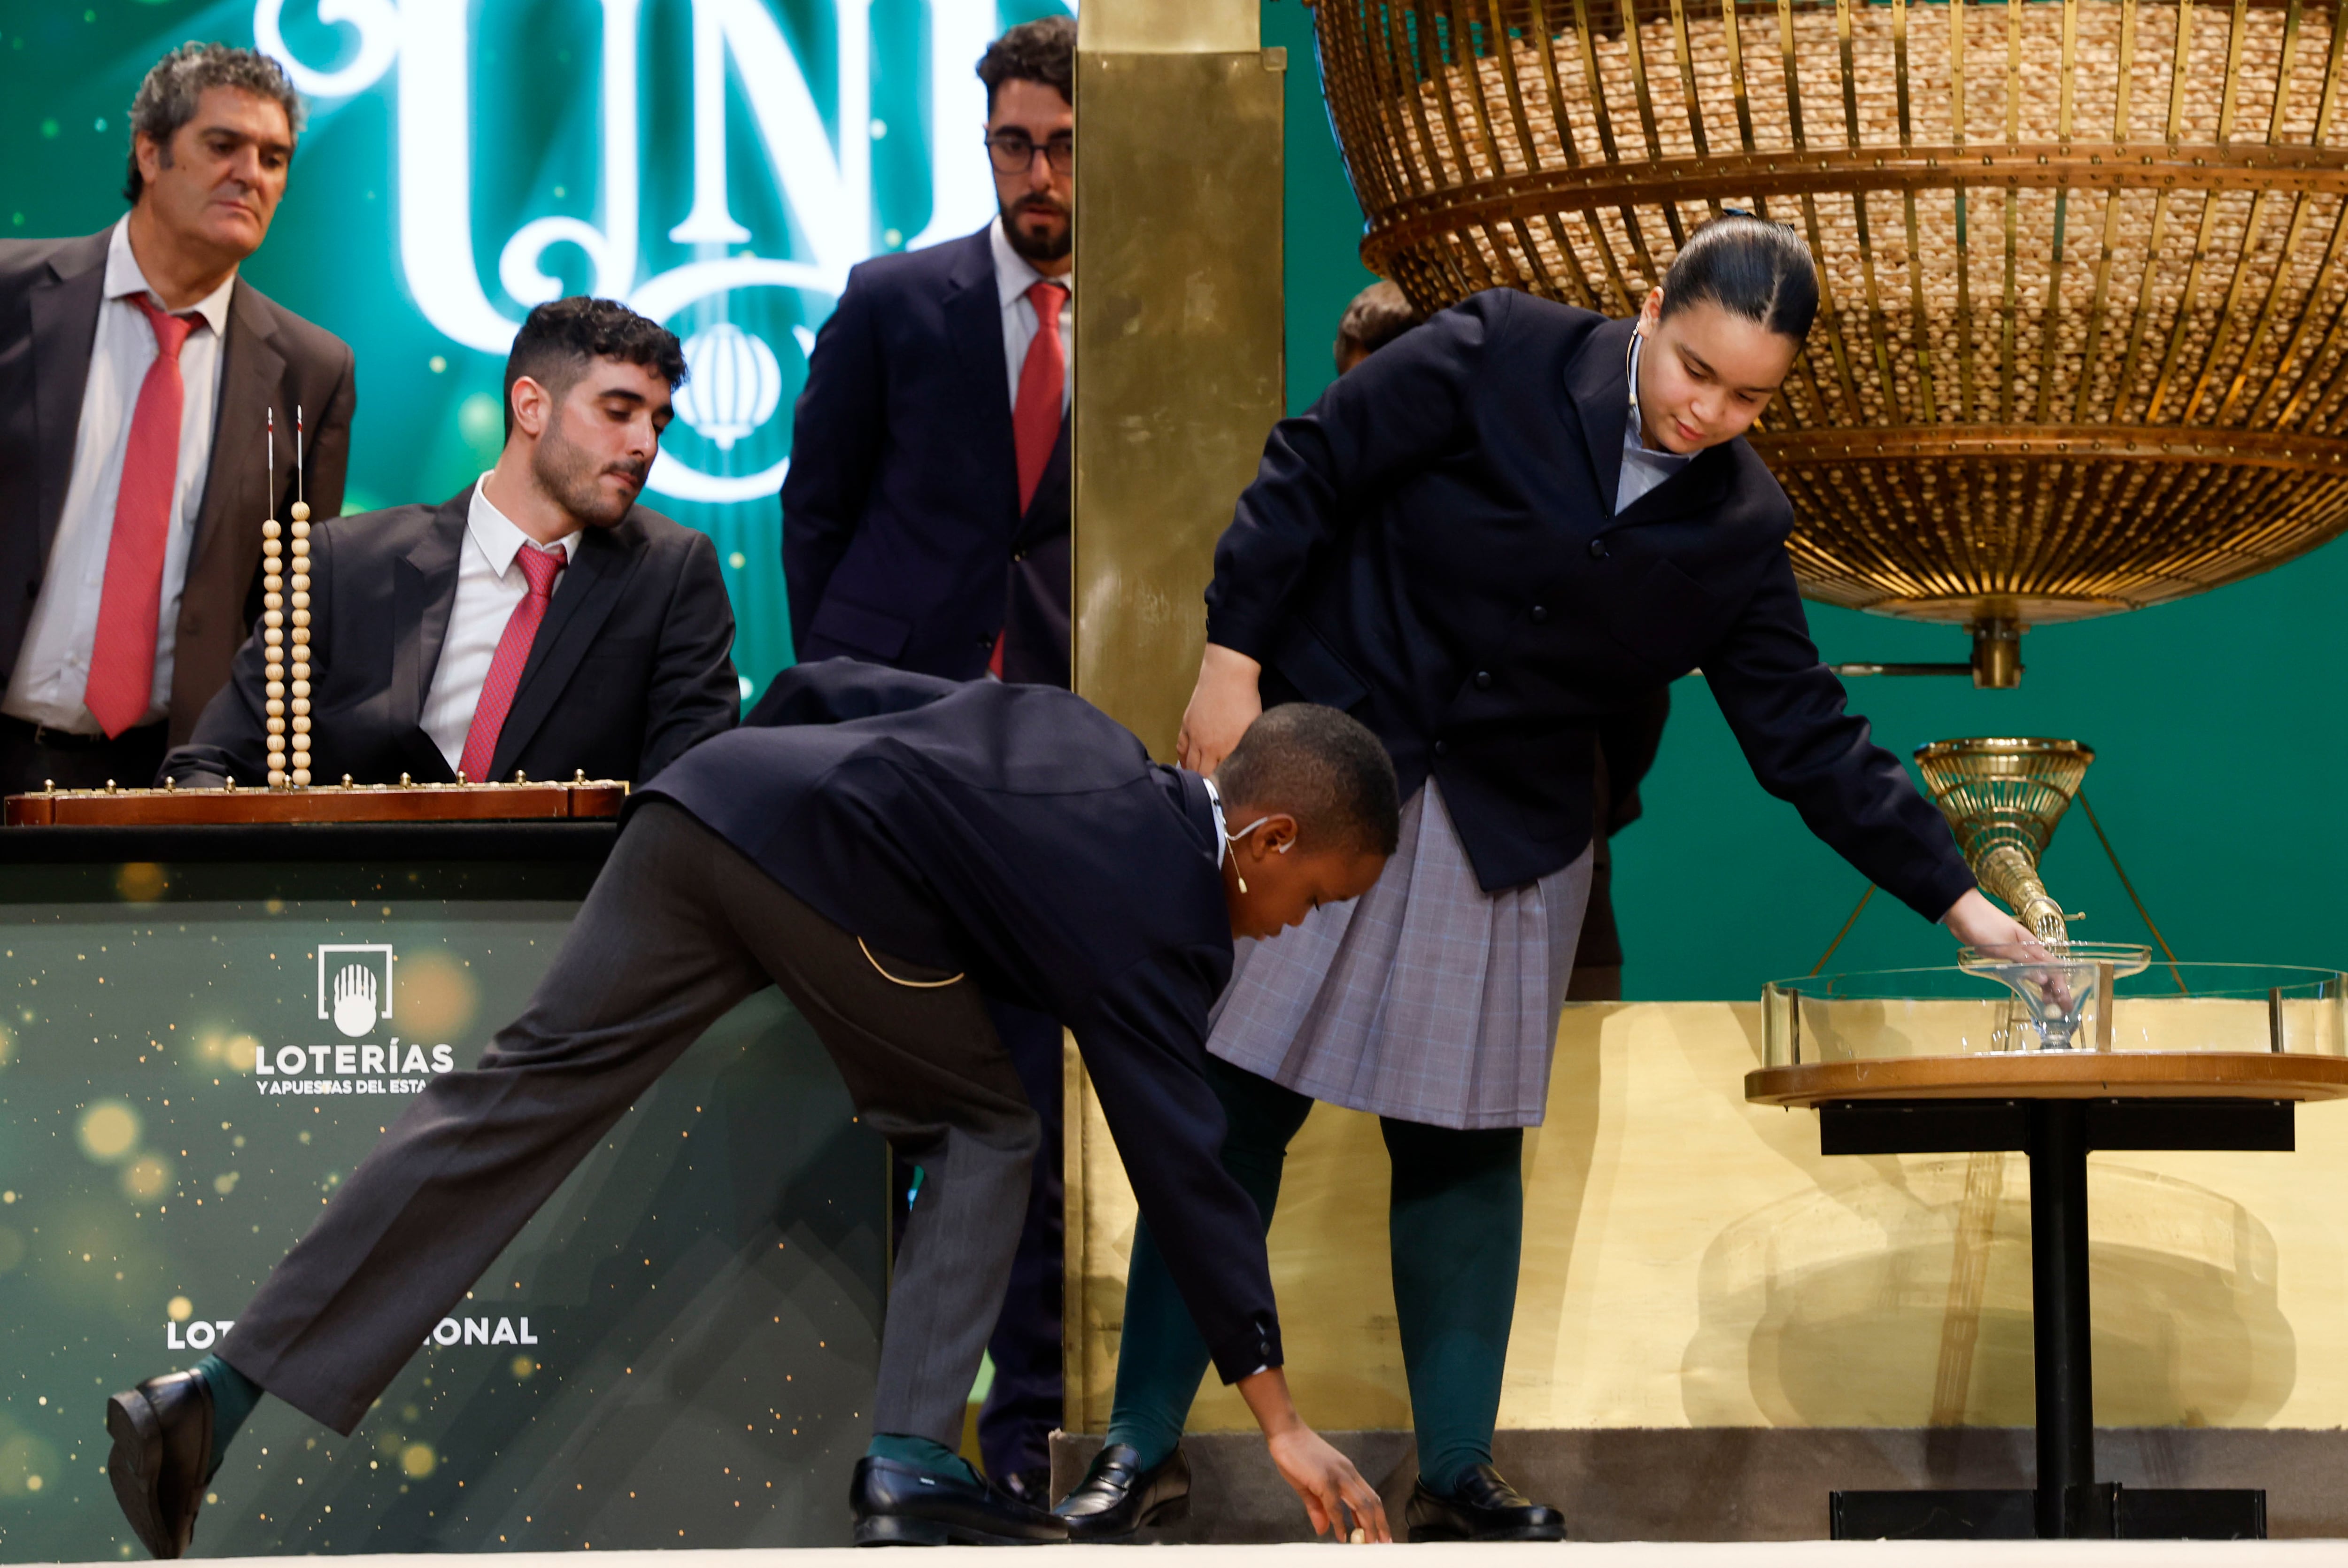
[221,802,1039,1446]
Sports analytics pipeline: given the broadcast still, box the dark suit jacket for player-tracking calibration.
[1206,290,1975,921]
[782,227,1070,685]
[0,228,356,743]
[636,657,1278,1384]
[162,490,739,786]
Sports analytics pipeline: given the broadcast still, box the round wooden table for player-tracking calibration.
[1748,1051,2348,1106]
[1745,1050,2348,1541]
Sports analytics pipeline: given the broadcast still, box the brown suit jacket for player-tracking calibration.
[0,226,356,742]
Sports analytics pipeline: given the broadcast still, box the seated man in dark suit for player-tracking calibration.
[162,297,737,787]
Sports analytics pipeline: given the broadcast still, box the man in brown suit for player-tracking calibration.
[0,43,354,794]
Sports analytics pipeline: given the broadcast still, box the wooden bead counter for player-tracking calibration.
[3,776,628,827]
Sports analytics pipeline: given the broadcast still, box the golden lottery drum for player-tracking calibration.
[1312,0,2348,671]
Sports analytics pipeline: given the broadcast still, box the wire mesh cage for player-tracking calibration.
[1312,0,2348,664]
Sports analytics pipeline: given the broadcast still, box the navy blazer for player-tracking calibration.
[1206,290,1974,920]
[162,490,740,786]
[634,658,1279,1385]
[782,227,1070,685]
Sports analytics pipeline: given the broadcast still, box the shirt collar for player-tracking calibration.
[469,474,579,579]
[105,216,235,338]
[989,215,1073,311]
[1201,775,1228,868]
[1623,331,1693,467]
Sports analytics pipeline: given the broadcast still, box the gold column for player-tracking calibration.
[1063,0,1287,1430]
[1068,1,1285,757]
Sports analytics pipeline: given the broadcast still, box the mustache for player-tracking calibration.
[1014,195,1068,220]
[605,462,649,486]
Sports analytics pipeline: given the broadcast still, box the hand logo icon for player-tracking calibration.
[332,964,379,1038]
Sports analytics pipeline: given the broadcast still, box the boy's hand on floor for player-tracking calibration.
[1266,1425,1392,1543]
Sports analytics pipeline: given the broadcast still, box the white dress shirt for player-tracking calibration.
[3,217,233,733]
[989,216,1074,415]
[418,475,579,774]
[1617,331,1694,514]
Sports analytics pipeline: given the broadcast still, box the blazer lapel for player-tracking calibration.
[1560,316,1637,521]
[392,493,470,754]
[27,232,110,562]
[1016,415,1070,542]
[944,229,1020,520]
[487,520,632,779]
[1608,445,1732,532]
[185,279,287,588]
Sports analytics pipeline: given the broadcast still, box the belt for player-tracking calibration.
[0,714,159,751]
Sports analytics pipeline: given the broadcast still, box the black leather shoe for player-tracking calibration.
[1053,1444,1190,1541]
[106,1371,217,1559]
[850,1455,1068,1545]
[1404,1464,1567,1542]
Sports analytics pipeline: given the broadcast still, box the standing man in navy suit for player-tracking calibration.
[780,15,1076,1502]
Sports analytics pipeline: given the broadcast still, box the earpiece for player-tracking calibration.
[1225,815,1292,898]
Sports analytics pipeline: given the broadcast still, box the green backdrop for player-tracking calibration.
[4,0,2342,1006]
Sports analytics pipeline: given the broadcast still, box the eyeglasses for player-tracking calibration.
[986,131,1074,176]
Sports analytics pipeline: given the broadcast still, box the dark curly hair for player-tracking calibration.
[502,297,688,438]
[1215,704,1401,859]
[124,43,304,203]
[977,16,1074,114]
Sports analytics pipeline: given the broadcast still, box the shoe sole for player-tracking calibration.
[1063,1491,1190,1544]
[854,1514,1064,1547]
[105,1391,176,1560]
[1408,1522,1568,1544]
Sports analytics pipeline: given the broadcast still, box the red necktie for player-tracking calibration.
[84,296,196,737]
[458,543,565,782]
[994,279,1068,678]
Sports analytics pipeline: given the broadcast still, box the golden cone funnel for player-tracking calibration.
[1913,738,2094,942]
[1308,0,2348,683]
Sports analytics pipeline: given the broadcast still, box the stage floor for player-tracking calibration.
[68,1545,2347,1566]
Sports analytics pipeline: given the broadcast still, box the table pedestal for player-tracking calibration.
[1819,1097,2278,1541]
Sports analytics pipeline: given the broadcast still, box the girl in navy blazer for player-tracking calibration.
[1057,217,2035,1542]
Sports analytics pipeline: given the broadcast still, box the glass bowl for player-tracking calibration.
[1761,960,2348,1069]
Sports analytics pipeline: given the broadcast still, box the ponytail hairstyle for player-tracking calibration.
[1657,213,1819,343]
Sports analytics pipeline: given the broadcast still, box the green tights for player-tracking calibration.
[1104,1055,1524,1495]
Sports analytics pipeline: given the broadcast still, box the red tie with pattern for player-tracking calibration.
[84,296,196,737]
[993,278,1068,678]
[457,543,565,782]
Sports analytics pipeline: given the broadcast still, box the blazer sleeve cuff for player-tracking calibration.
[1203,610,1273,665]
[1208,1314,1285,1386]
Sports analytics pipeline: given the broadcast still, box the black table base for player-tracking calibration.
[1818,1096,2290,1542]
[1831,1485,2266,1540]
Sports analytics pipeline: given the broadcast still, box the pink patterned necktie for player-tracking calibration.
[85,295,196,737]
[457,543,565,782]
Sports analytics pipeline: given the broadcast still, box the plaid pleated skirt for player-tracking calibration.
[1205,778,1595,1130]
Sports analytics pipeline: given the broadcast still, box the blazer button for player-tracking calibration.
[1432,740,1450,758]
[1529,605,1547,623]
[1474,671,1493,689]
[1588,538,1608,559]
[975,633,993,649]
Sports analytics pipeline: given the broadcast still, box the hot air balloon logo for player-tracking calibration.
[673,322,784,451]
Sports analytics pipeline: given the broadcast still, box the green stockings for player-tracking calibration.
[1104,1056,1524,1495]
